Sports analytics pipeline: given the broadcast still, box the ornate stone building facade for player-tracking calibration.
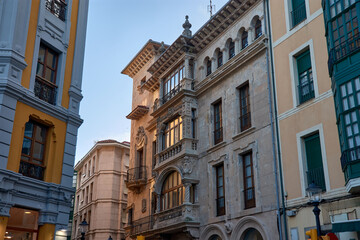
[122,0,281,239]
[72,140,130,240]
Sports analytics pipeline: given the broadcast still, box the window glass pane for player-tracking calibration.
[34,125,46,142]
[33,142,44,160]
[347,126,353,136]
[218,187,224,196]
[246,166,251,176]
[36,63,44,76]
[38,46,45,63]
[347,82,353,94]
[345,113,351,124]
[21,138,32,155]
[247,189,253,199]
[46,51,56,69]
[341,85,347,97]
[24,122,33,138]
[343,99,349,110]
[246,177,252,188]
[349,138,354,148]
[349,96,355,108]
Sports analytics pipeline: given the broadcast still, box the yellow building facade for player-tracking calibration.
[269,0,360,238]
[0,0,88,239]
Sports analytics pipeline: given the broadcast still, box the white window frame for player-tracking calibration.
[296,124,330,197]
[289,39,319,108]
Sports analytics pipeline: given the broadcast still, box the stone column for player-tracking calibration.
[248,27,254,44]
[185,55,191,79]
[222,48,229,64]
[184,183,191,203]
[211,57,217,73]
[234,38,240,54]
[159,78,164,104]
[156,195,161,213]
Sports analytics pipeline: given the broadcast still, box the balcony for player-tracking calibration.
[45,0,67,21]
[306,167,326,191]
[291,2,306,28]
[18,161,45,181]
[341,146,360,192]
[34,77,57,105]
[153,203,200,233]
[328,33,360,74]
[156,139,198,168]
[127,215,154,238]
[125,166,147,192]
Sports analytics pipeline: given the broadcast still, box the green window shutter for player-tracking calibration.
[292,0,304,9]
[296,50,311,74]
[304,133,326,190]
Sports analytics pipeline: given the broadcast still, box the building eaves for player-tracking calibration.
[121,39,168,78]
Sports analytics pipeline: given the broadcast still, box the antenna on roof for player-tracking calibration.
[208,0,216,18]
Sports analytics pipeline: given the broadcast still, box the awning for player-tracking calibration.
[332,220,360,232]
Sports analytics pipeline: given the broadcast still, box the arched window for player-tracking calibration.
[207,58,212,76]
[161,171,184,210]
[255,19,262,39]
[242,228,263,240]
[209,235,222,240]
[242,31,248,49]
[229,40,235,59]
[217,51,223,68]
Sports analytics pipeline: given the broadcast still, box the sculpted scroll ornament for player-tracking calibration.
[224,221,233,234]
[136,126,147,149]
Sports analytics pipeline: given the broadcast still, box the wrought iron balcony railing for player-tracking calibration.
[126,166,147,182]
[298,78,314,104]
[128,215,154,237]
[291,2,306,27]
[341,146,360,170]
[45,0,67,21]
[306,167,326,191]
[162,84,182,104]
[19,160,45,180]
[34,76,57,105]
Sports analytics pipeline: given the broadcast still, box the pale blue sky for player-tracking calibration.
[76,0,228,162]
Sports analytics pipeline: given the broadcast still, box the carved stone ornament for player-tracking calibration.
[136,126,147,149]
[224,221,233,234]
[181,157,195,175]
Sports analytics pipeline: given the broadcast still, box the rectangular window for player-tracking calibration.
[163,116,183,149]
[90,183,93,202]
[45,0,67,21]
[213,101,223,144]
[136,148,144,179]
[128,208,133,225]
[243,152,255,209]
[35,44,59,105]
[163,64,184,103]
[216,164,225,216]
[291,0,306,27]
[304,133,326,191]
[239,84,251,131]
[296,50,314,104]
[207,60,212,76]
[93,156,96,174]
[19,121,48,180]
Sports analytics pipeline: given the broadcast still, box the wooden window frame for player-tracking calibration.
[161,171,184,211]
[229,41,235,59]
[36,44,59,85]
[213,100,223,145]
[163,64,184,102]
[255,19,262,39]
[239,83,251,131]
[163,116,183,150]
[207,59,212,76]
[19,120,48,180]
[243,152,255,209]
[217,51,223,68]
[216,164,225,216]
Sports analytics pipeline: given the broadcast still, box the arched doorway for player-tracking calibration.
[241,228,263,240]
[209,234,222,240]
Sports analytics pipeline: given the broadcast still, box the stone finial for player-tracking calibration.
[182,15,192,37]
[159,41,166,53]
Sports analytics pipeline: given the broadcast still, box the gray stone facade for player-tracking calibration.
[0,0,88,237]
[122,0,281,239]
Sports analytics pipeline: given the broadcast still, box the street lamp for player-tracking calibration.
[108,236,113,240]
[306,182,323,237]
[79,219,88,240]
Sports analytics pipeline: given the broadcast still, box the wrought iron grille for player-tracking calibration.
[45,0,67,21]
[19,161,45,180]
[162,84,182,104]
[306,167,326,191]
[127,166,147,182]
[34,77,57,105]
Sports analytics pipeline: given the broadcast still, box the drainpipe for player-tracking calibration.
[264,0,289,239]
